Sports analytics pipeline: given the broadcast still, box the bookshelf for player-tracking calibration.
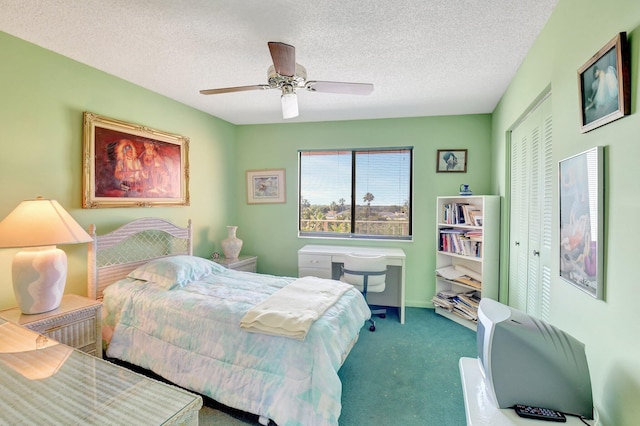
[433,195,500,330]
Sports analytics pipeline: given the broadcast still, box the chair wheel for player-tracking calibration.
[369,324,376,332]
[379,314,386,319]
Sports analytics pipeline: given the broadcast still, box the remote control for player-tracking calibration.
[513,404,567,422]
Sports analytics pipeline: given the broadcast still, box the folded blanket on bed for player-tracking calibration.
[240,276,353,340]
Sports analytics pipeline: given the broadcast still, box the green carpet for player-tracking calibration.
[198,307,477,425]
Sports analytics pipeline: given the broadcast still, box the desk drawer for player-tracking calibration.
[298,254,331,269]
[298,267,333,279]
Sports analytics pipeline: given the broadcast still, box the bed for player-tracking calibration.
[87,217,371,426]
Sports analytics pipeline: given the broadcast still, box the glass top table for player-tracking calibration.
[0,319,202,425]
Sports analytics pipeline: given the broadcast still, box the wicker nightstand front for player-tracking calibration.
[213,255,258,272]
[0,294,102,357]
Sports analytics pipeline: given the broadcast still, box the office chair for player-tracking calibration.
[341,254,387,331]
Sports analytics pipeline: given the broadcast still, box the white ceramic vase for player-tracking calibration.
[221,226,243,259]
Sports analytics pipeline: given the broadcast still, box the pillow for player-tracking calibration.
[128,255,226,290]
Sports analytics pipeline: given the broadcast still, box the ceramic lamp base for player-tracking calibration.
[12,246,67,314]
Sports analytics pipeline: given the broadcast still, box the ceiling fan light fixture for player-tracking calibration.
[199,42,373,119]
[281,85,298,119]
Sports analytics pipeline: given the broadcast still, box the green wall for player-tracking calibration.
[0,30,494,311]
[492,0,640,424]
[0,31,237,305]
[234,116,493,307]
[4,0,639,422]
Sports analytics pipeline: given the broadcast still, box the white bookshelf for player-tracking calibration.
[433,195,500,330]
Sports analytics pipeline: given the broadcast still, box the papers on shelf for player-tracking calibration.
[452,276,482,289]
[435,266,482,289]
[453,265,482,282]
[435,266,464,280]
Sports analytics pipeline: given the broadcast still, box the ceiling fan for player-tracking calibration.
[200,42,374,119]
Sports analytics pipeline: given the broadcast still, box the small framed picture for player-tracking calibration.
[577,32,630,133]
[436,149,467,173]
[246,169,286,204]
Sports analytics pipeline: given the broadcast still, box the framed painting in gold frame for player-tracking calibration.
[82,112,189,208]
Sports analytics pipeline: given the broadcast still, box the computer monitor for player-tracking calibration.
[476,298,593,419]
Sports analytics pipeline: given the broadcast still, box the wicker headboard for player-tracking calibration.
[87,217,193,300]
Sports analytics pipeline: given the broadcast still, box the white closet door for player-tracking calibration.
[508,95,552,320]
[527,120,542,315]
[508,117,533,311]
[539,112,553,321]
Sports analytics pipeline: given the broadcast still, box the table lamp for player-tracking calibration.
[0,197,92,314]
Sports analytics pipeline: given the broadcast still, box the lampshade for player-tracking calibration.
[281,85,298,119]
[0,198,92,249]
[0,198,92,314]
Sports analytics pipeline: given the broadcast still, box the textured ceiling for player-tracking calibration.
[0,0,557,125]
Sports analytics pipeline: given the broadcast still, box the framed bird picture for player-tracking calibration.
[436,149,467,173]
[577,32,630,133]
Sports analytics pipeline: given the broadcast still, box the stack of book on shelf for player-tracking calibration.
[453,292,481,322]
[432,289,481,323]
[466,209,483,227]
[432,289,458,310]
[433,265,483,322]
[441,203,483,226]
[439,229,483,257]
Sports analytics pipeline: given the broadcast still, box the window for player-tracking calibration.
[299,147,412,240]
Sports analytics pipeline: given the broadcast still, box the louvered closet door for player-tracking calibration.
[508,95,553,320]
[508,115,532,312]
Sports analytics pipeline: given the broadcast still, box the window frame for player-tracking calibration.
[298,147,413,241]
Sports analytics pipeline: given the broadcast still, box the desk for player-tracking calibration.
[459,357,588,425]
[298,244,406,324]
[0,318,202,425]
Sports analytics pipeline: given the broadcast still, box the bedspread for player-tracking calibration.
[103,268,370,426]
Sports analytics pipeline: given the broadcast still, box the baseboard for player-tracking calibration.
[405,300,434,309]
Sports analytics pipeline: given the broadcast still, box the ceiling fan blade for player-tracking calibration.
[268,41,296,77]
[305,81,374,95]
[200,84,270,95]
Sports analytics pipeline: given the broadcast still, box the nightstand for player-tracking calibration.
[0,294,102,357]
[214,255,258,272]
